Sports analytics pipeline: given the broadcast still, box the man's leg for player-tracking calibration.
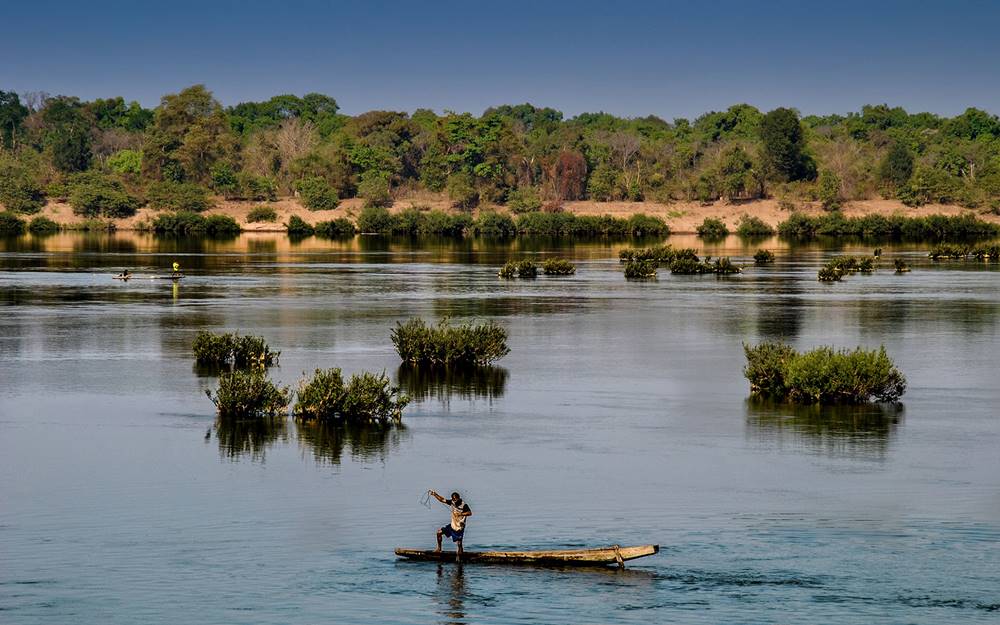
[456,538,463,562]
[435,528,443,552]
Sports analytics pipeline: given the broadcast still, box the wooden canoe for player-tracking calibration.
[394,544,658,568]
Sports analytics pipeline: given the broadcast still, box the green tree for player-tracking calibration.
[817,169,842,210]
[878,142,914,192]
[41,97,93,172]
[0,91,28,149]
[143,85,234,183]
[760,108,815,182]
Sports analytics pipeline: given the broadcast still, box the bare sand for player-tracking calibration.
[29,194,1000,233]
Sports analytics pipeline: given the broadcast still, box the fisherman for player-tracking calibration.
[117,269,131,280]
[430,490,472,561]
[172,261,180,276]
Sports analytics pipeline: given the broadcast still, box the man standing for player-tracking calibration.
[430,490,472,561]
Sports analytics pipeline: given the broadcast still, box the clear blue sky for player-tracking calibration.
[2,0,998,119]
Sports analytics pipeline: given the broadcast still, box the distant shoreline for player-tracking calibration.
[26,194,1000,235]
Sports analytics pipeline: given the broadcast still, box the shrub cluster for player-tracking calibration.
[0,162,46,214]
[743,342,907,404]
[286,215,315,236]
[69,174,142,218]
[619,244,697,265]
[246,205,278,223]
[670,255,742,275]
[507,186,542,213]
[146,180,213,212]
[472,212,518,237]
[928,243,1000,260]
[315,217,356,238]
[541,258,576,275]
[515,211,668,237]
[778,212,999,241]
[153,211,241,236]
[623,259,657,279]
[295,176,340,210]
[391,318,510,365]
[206,370,291,419]
[192,331,280,367]
[696,217,729,238]
[498,260,538,278]
[894,259,911,273]
[754,249,775,264]
[818,255,876,281]
[294,368,409,424]
[28,216,60,234]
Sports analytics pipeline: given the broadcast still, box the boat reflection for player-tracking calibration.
[745,401,903,461]
[295,420,408,465]
[210,415,288,461]
[396,364,507,404]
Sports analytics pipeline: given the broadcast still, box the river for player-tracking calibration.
[1,232,998,624]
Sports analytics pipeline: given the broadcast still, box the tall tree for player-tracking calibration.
[878,141,914,191]
[0,91,29,149]
[143,85,234,183]
[760,107,815,182]
[41,97,93,172]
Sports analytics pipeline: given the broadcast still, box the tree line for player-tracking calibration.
[2,85,1000,217]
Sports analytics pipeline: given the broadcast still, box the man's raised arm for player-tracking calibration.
[428,490,448,504]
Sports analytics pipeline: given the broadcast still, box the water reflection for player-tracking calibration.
[745,401,903,461]
[295,421,408,465]
[435,563,466,625]
[210,416,288,461]
[397,364,508,403]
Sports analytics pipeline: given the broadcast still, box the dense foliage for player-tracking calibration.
[696,217,729,238]
[0,211,26,234]
[294,368,409,424]
[743,342,907,404]
[246,204,278,223]
[391,317,510,365]
[6,87,1000,219]
[206,370,291,419]
[498,259,538,278]
[152,211,240,236]
[777,212,999,241]
[541,258,576,275]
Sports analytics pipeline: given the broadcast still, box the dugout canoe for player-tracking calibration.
[394,544,658,568]
[112,274,184,281]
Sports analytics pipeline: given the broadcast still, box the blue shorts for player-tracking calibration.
[440,525,464,542]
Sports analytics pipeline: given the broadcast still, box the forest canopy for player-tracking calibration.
[2,86,1000,215]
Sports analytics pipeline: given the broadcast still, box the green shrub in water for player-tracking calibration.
[541,258,576,275]
[498,259,538,278]
[391,317,510,365]
[206,370,291,419]
[928,244,968,260]
[623,259,657,279]
[294,368,409,424]
[696,217,729,238]
[754,249,775,264]
[744,342,906,404]
[894,259,911,273]
[817,265,842,282]
[246,205,278,223]
[192,331,280,367]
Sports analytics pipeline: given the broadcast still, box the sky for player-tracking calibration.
[2,0,999,120]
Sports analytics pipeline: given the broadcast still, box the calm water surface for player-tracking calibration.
[1,233,998,624]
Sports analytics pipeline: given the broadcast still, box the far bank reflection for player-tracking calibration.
[745,401,903,462]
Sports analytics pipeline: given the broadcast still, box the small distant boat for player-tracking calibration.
[394,544,658,568]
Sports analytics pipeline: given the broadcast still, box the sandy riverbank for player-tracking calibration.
[29,194,1000,233]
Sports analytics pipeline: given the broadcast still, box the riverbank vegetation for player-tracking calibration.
[743,342,907,404]
[391,318,510,365]
[192,331,280,367]
[778,212,998,241]
[152,211,240,236]
[8,87,999,236]
[928,243,1000,260]
[293,368,409,424]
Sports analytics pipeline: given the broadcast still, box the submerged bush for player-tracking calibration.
[818,255,876,281]
[246,205,278,223]
[744,342,906,404]
[206,370,291,419]
[294,368,409,424]
[286,215,315,236]
[754,249,775,264]
[696,217,729,238]
[0,211,27,235]
[153,211,240,236]
[391,318,510,365]
[192,331,280,367]
[736,215,775,238]
[894,259,911,273]
[619,245,697,265]
[623,259,657,279]
[315,217,356,238]
[541,258,576,275]
[498,259,538,278]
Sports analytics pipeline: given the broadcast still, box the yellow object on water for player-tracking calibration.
[172,262,180,272]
